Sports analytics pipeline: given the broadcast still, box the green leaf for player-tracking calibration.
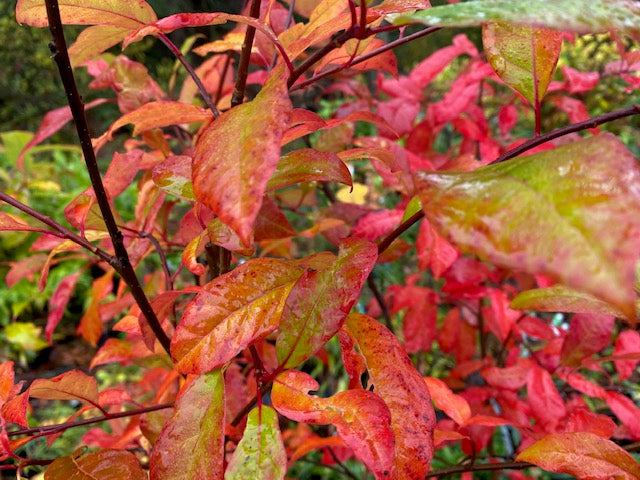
[511,285,625,317]
[482,23,562,106]
[517,432,640,480]
[193,69,292,246]
[267,148,352,191]
[45,449,146,480]
[150,370,225,480]
[4,322,48,352]
[172,259,303,375]
[394,0,640,36]
[415,134,640,320]
[276,238,378,368]
[225,406,287,480]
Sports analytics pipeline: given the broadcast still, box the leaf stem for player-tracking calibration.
[232,0,262,107]
[44,0,171,355]
[158,33,220,118]
[493,105,640,163]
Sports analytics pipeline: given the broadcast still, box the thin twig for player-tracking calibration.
[291,26,441,91]
[377,210,424,255]
[367,275,392,330]
[44,0,171,355]
[0,191,113,265]
[232,0,262,107]
[426,461,532,478]
[159,33,220,117]
[8,403,174,438]
[493,105,640,163]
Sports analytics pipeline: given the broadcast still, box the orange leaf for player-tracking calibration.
[45,449,146,480]
[344,313,436,480]
[172,258,303,374]
[30,370,99,406]
[517,432,640,480]
[272,369,394,479]
[192,70,292,246]
[423,377,471,426]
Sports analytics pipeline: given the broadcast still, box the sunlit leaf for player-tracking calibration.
[150,370,225,480]
[45,449,146,480]
[193,70,292,246]
[415,134,640,320]
[344,313,436,480]
[483,23,562,106]
[272,369,394,479]
[511,285,625,317]
[30,370,99,406]
[267,149,352,191]
[172,259,303,374]
[395,0,640,36]
[276,238,377,369]
[517,432,640,480]
[225,406,286,480]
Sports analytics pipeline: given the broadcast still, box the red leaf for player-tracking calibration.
[5,254,47,288]
[559,372,607,400]
[16,99,107,170]
[614,330,640,380]
[481,289,521,343]
[45,449,146,480]
[481,360,533,390]
[526,366,566,430]
[416,219,459,279]
[409,34,477,88]
[46,271,82,343]
[344,313,436,480]
[150,370,225,480]
[29,370,99,406]
[560,314,614,367]
[193,70,291,246]
[172,258,303,374]
[605,391,640,439]
[517,432,640,480]
[560,66,600,94]
[272,369,395,479]
[352,208,404,242]
[564,408,616,438]
[498,104,518,137]
[276,238,377,368]
[423,377,471,425]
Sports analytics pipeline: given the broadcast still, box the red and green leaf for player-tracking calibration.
[44,449,146,480]
[150,370,225,480]
[272,369,394,479]
[343,313,436,480]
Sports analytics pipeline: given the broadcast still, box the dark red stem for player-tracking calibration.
[232,0,262,106]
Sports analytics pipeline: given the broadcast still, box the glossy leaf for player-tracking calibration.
[397,0,640,35]
[267,149,352,191]
[560,314,614,367]
[30,370,99,406]
[44,449,146,480]
[344,313,436,480]
[517,432,640,480]
[415,134,640,320]
[225,406,286,480]
[483,23,562,106]
[272,369,394,480]
[276,238,377,369]
[104,101,212,139]
[172,259,303,374]
[192,70,292,246]
[150,370,225,480]
[511,285,625,317]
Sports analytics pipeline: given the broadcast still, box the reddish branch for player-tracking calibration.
[232,0,262,106]
[159,33,220,117]
[44,0,172,355]
[7,403,174,438]
[493,105,640,163]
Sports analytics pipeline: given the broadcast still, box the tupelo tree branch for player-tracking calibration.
[493,105,640,163]
[232,0,262,107]
[44,0,172,355]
